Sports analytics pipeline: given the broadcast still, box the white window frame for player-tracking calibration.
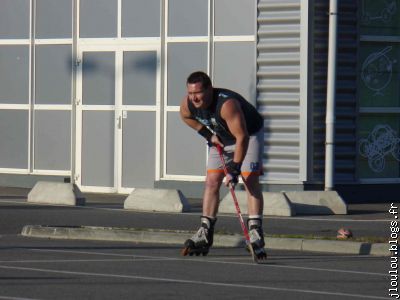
[162,0,257,182]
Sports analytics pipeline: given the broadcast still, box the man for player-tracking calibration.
[180,71,266,259]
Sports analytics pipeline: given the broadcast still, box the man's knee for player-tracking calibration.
[242,175,263,196]
[242,173,260,187]
[205,173,223,191]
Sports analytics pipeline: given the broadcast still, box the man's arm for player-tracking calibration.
[179,97,203,131]
[220,98,249,164]
[179,97,224,146]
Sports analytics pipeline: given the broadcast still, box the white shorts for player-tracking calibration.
[207,131,263,177]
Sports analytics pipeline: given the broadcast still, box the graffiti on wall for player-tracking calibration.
[362,0,397,24]
[361,46,397,96]
[359,124,400,172]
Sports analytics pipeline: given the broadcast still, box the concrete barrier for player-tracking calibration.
[124,188,191,213]
[219,190,347,216]
[265,192,295,216]
[284,191,347,215]
[27,181,85,206]
[218,191,294,217]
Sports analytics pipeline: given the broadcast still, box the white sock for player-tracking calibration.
[248,214,262,220]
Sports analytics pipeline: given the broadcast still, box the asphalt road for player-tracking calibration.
[0,197,390,239]
[0,235,389,300]
[0,190,393,299]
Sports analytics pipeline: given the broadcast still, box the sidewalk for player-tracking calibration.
[0,186,393,256]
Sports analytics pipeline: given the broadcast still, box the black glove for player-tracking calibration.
[197,126,213,143]
[227,161,242,186]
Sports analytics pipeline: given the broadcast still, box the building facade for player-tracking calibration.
[0,0,399,200]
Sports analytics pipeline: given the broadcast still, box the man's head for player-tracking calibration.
[186,71,213,109]
[187,71,212,89]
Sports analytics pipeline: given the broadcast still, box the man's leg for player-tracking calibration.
[181,169,224,256]
[242,174,266,258]
[242,174,263,216]
[202,170,225,217]
[240,132,267,258]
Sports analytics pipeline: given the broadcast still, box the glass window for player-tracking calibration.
[82,111,115,186]
[167,43,208,106]
[36,0,72,39]
[214,42,256,104]
[214,0,255,36]
[166,112,206,175]
[80,0,118,38]
[357,1,400,181]
[35,45,72,104]
[82,52,115,105]
[123,51,157,105]
[359,43,400,107]
[360,0,400,36]
[0,110,29,169]
[358,115,400,178]
[0,0,30,39]
[34,111,71,170]
[122,0,160,37]
[0,46,30,104]
[122,112,156,188]
[168,0,208,37]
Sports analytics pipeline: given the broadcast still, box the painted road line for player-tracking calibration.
[29,248,388,277]
[0,265,388,300]
[0,296,40,300]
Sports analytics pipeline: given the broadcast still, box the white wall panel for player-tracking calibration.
[257,0,302,182]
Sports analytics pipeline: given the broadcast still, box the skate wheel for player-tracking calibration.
[255,250,267,263]
[257,253,267,260]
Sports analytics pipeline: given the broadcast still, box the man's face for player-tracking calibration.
[187,82,211,109]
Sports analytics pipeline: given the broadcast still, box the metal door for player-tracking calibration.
[75,46,160,193]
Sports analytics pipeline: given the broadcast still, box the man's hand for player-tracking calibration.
[210,135,224,148]
[224,173,239,188]
[224,161,242,188]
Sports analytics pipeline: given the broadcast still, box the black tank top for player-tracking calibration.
[188,88,263,145]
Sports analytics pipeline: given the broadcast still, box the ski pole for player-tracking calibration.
[216,144,255,258]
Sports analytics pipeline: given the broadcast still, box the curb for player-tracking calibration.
[21,225,390,256]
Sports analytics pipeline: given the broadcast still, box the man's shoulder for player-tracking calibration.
[179,96,191,116]
[180,95,189,106]
[215,87,233,98]
[214,88,244,102]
